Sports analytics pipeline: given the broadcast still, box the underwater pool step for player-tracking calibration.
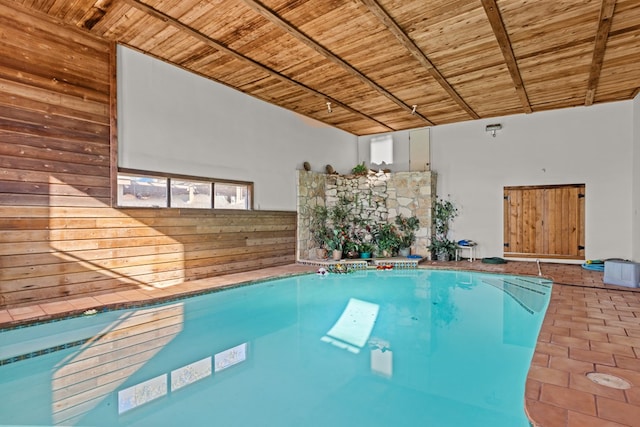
[482,277,552,314]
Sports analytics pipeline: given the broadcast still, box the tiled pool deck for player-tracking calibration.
[1,260,639,426]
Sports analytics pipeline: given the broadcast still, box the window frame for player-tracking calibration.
[116,168,254,210]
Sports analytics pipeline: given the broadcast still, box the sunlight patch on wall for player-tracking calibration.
[48,176,184,289]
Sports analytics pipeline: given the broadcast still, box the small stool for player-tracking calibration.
[455,244,476,262]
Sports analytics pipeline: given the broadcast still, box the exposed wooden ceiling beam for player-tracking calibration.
[585,0,616,106]
[121,0,394,132]
[79,0,115,30]
[359,0,479,120]
[481,0,532,114]
[241,0,434,126]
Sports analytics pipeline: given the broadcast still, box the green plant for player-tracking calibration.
[358,242,375,254]
[343,239,359,254]
[395,214,420,248]
[326,228,346,251]
[321,197,354,252]
[309,205,330,248]
[433,197,458,237]
[351,162,368,176]
[428,237,457,260]
[428,197,459,260]
[328,196,352,226]
[373,222,400,256]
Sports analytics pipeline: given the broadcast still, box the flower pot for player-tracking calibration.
[360,252,371,259]
[346,250,359,259]
[315,248,328,260]
[399,247,410,257]
[437,251,450,261]
[332,249,343,261]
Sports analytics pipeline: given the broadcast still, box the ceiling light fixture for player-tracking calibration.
[411,105,417,115]
[485,123,502,137]
[326,102,332,113]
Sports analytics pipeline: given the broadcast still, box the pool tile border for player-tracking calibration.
[0,271,317,366]
[0,271,312,333]
[0,338,92,366]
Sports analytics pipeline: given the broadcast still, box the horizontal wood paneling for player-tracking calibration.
[0,4,297,308]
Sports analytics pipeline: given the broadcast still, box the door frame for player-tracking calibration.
[503,184,585,260]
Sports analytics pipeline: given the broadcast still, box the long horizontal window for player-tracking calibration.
[117,169,252,210]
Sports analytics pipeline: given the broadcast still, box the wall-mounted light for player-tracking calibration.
[411,104,417,115]
[485,123,502,137]
[326,102,332,113]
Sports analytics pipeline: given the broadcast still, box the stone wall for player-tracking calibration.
[297,170,436,260]
[296,171,326,261]
[387,172,435,256]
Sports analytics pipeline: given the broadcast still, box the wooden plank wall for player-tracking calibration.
[0,4,296,308]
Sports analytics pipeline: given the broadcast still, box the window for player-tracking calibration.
[170,179,211,209]
[214,183,249,210]
[117,169,252,210]
[118,174,168,207]
[370,134,393,165]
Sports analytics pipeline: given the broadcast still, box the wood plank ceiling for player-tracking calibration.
[9,0,640,135]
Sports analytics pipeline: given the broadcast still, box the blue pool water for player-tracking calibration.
[0,269,552,426]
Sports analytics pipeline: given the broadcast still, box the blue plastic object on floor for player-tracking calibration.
[582,263,604,271]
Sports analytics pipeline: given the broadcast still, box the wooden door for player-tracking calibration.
[504,184,585,259]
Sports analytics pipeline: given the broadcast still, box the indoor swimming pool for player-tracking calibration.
[0,269,552,426]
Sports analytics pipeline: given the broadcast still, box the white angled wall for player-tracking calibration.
[359,101,635,262]
[117,45,357,211]
[430,102,634,261]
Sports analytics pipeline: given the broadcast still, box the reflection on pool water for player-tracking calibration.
[0,269,552,426]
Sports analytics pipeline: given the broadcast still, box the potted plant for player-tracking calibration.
[320,197,353,260]
[309,205,330,259]
[429,237,458,261]
[427,197,459,261]
[351,161,368,176]
[395,214,420,256]
[373,222,400,257]
[358,242,375,259]
[344,239,360,259]
[326,228,346,260]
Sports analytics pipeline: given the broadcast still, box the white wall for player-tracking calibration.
[633,94,640,262]
[360,102,635,261]
[117,45,357,211]
[117,44,636,259]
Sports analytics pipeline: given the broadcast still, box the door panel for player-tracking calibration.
[504,184,585,259]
